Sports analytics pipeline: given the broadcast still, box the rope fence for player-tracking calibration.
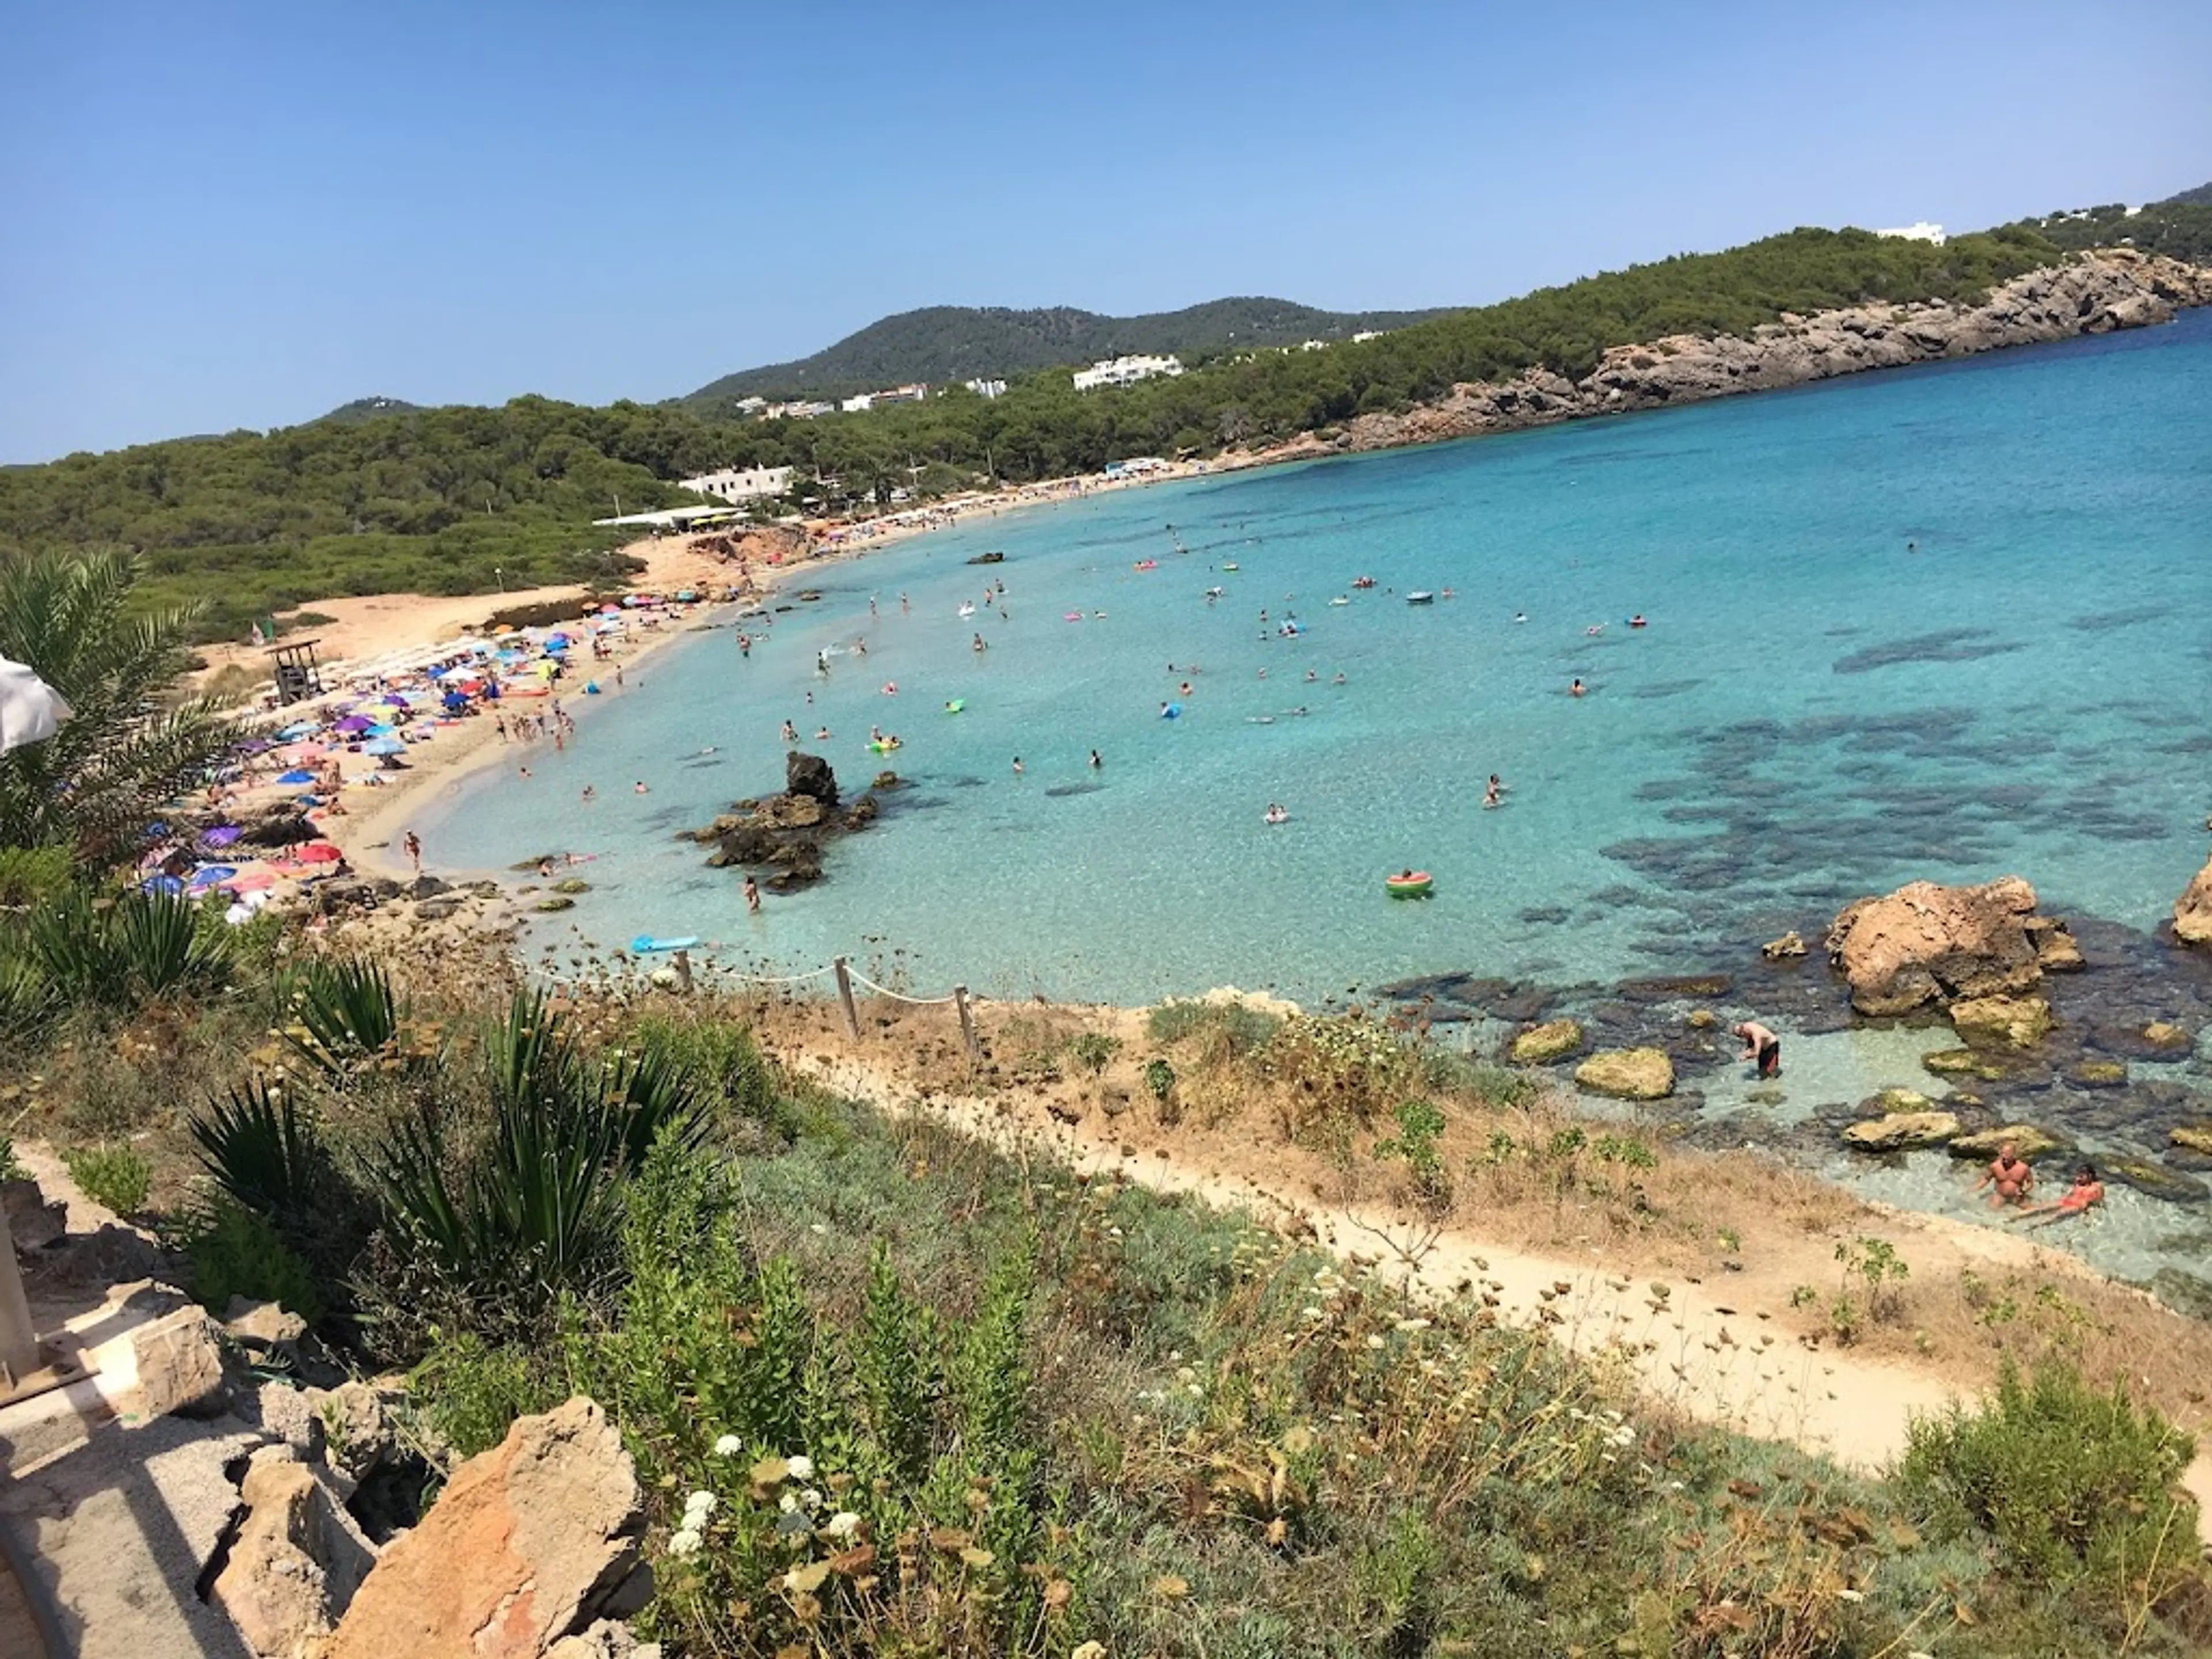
[618,949,984,1067]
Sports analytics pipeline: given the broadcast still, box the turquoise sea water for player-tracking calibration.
[423,312,2212,1007]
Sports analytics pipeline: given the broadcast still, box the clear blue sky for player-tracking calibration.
[2,0,2206,462]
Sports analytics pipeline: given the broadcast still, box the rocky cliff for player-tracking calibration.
[1340,251,2212,452]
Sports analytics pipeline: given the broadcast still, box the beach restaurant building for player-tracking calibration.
[679,465,796,503]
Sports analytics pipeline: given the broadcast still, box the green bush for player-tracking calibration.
[27,888,232,1009]
[181,1201,327,1328]
[1146,997,1281,1058]
[631,1013,792,1138]
[1897,1360,2202,1599]
[63,1141,151,1215]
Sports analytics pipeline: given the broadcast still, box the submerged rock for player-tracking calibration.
[1949,993,2054,1050]
[1762,930,1808,960]
[2172,1123,2212,1157]
[1574,1047,1675,1100]
[2025,916,2086,972]
[1921,1047,2012,1081]
[1509,1018,1585,1065]
[1842,1109,1960,1152]
[2143,1021,2195,1052]
[1946,1123,2072,1162]
[1826,876,2047,1017]
[2067,1060,2128,1089]
[2101,1158,2210,1205]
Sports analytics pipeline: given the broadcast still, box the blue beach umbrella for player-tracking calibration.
[275,768,317,785]
[187,865,238,889]
[141,874,184,896]
[362,737,406,756]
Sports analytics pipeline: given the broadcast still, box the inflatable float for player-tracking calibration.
[631,934,700,953]
[1384,871,1434,899]
[944,698,965,713]
[1160,702,1183,719]
[869,738,902,753]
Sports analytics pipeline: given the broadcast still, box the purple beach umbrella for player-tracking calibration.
[202,825,244,847]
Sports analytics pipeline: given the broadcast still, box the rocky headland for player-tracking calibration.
[1339,249,2212,452]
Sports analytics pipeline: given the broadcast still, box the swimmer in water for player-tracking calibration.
[1012,756,1024,775]
[1570,679,1586,698]
[1630,613,1647,628]
[815,727,831,740]
[634,780,649,794]
[1483,774,1503,809]
[1332,672,1347,685]
[1089,749,1101,768]
[1514,612,1527,624]
[581,785,596,802]
[782,720,798,742]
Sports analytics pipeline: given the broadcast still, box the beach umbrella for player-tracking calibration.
[0,653,71,754]
[141,874,184,896]
[599,603,622,614]
[275,768,317,785]
[334,715,373,733]
[226,868,277,892]
[187,865,238,889]
[362,737,406,756]
[546,632,571,646]
[201,825,244,847]
[296,842,343,864]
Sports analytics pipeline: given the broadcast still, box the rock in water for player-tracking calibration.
[1948,994,2054,1050]
[1842,1109,1960,1152]
[327,1397,647,1659]
[1761,931,1808,960]
[2176,853,2212,947]
[1946,1124,2071,1162]
[1573,1047,1675,1100]
[1509,1018,1585,1064]
[2172,1123,2212,1157]
[785,750,839,809]
[1825,877,2045,1016]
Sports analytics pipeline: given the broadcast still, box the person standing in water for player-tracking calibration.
[1089,749,1102,768]
[404,830,422,873]
[742,874,761,912]
[1732,1020,1780,1078]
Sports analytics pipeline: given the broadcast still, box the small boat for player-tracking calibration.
[1406,591,1435,605]
[631,934,700,953]
[1220,562,1240,572]
[1385,871,1434,899]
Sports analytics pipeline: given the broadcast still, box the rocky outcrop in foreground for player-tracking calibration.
[1341,251,2212,452]
[2176,853,2212,948]
[1824,876,2084,1017]
[328,1398,649,1659]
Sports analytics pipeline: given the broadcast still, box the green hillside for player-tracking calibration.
[681,297,1453,410]
[2001,192,2212,263]
[0,215,2165,643]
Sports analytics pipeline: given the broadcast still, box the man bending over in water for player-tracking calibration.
[1732,1020,1780,1079]
[1975,1141,2036,1209]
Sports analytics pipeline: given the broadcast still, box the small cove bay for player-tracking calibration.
[427,309,2212,1019]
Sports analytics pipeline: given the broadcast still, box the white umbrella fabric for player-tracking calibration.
[0,653,71,756]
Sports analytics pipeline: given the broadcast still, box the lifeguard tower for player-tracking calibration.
[267,639,325,706]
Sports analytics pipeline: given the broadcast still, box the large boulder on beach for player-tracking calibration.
[1949,994,2054,1050]
[1825,877,2046,1016]
[1510,1019,1584,1064]
[1573,1047,1674,1100]
[785,751,839,809]
[2176,854,2212,947]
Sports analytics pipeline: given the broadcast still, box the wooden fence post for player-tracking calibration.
[955,984,980,1069]
[833,956,861,1040]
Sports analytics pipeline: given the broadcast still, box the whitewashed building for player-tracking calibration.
[1073,354,1185,391]
[1874,222,1947,245]
[680,465,796,503]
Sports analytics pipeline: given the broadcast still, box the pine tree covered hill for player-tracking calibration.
[0,214,2184,641]
[681,297,1456,408]
[2001,187,2212,264]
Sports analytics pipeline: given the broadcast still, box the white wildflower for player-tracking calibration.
[682,1490,718,1522]
[1837,1589,1865,1603]
[1301,1306,1325,1320]
[1187,1383,1204,1398]
[713,1434,744,1456]
[1365,1335,1385,1350]
[787,1454,815,1479]
[800,1488,823,1511]
[779,1493,800,1513]
[825,1510,862,1539]
[667,1528,702,1557]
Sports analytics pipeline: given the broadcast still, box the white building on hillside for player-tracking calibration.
[964,378,1008,399]
[680,465,795,504]
[1073,354,1185,391]
[1874,221,1947,245]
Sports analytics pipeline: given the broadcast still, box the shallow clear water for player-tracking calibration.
[425,309,2212,1008]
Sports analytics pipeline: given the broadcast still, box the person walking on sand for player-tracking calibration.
[403,830,422,874]
[1732,1020,1781,1079]
[1975,1141,2036,1209]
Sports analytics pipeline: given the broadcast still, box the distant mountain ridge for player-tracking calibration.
[2160,180,2212,207]
[680,297,1456,408]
